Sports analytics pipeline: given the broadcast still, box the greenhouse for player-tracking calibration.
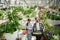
[0,0,60,40]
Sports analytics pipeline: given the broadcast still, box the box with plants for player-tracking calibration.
[0,7,22,40]
[0,6,37,40]
[41,8,60,40]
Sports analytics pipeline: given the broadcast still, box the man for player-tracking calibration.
[33,17,44,40]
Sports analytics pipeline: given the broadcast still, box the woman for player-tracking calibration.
[26,19,33,40]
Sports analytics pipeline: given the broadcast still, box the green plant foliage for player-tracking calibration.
[43,19,60,34]
[0,6,36,37]
[0,10,6,19]
[41,9,60,20]
[0,7,21,37]
[47,13,60,20]
[29,5,37,10]
[41,9,60,40]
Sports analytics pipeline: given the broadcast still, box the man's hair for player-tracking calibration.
[35,17,40,20]
[35,17,37,20]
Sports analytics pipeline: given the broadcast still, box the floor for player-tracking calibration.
[4,30,36,40]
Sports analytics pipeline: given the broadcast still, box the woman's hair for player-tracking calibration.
[27,19,31,21]
[26,19,31,26]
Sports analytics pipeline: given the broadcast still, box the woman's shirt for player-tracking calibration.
[26,23,33,30]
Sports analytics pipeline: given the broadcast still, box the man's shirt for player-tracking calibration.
[36,23,40,31]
